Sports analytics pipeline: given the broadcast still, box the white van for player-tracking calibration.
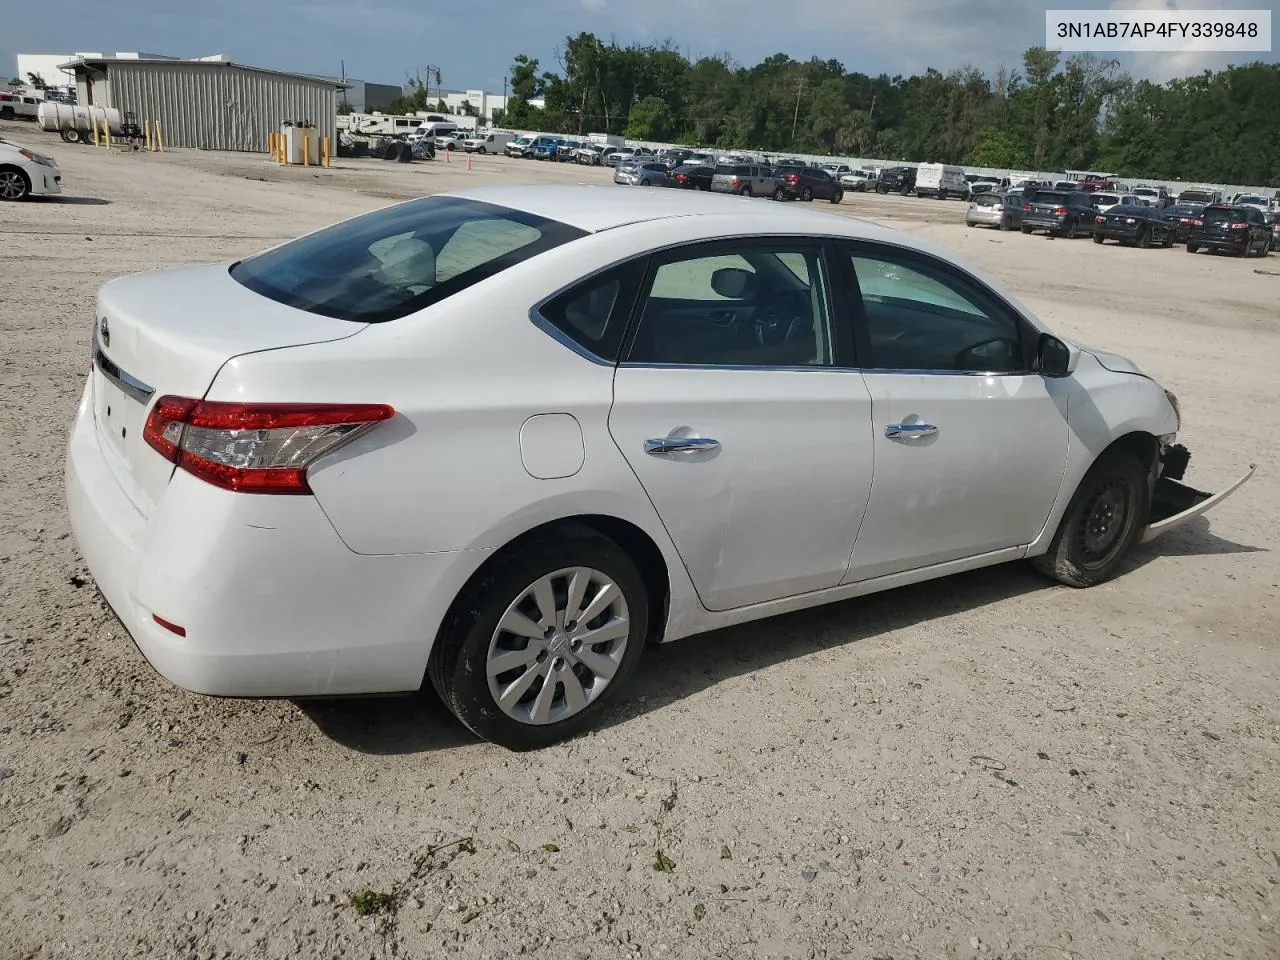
[915,163,969,200]
[407,120,459,143]
[462,131,513,154]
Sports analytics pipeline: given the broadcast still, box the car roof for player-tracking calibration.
[441,185,899,237]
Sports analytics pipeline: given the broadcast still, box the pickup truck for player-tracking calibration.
[0,92,41,121]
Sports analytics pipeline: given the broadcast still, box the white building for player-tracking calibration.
[437,88,545,121]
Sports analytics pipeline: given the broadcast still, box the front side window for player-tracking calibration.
[230,196,585,323]
[842,245,1027,374]
[626,243,835,368]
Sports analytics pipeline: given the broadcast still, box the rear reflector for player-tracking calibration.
[153,614,187,637]
[143,398,394,495]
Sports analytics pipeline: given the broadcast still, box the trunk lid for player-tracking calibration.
[90,264,366,515]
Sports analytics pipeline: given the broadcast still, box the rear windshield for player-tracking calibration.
[1031,191,1069,205]
[230,196,586,323]
[1092,194,1119,205]
[1202,207,1235,223]
[1238,196,1267,205]
[1180,191,1214,203]
[973,194,1002,206]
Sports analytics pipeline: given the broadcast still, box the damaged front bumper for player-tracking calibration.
[1142,442,1257,544]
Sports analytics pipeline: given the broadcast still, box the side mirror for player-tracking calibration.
[1037,333,1078,378]
[710,267,756,299]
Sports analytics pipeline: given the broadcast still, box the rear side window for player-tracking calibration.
[230,196,586,323]
[536,262,646,362]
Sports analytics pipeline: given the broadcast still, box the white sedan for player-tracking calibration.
[0,136,62,200]
[65,186,1254,749]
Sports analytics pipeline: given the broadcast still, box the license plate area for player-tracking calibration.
[93,371,147,464]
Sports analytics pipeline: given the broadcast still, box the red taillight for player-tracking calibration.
[1054,206,1067,215]
[1096,215,1104,223]
[676,173,687,181]
[1023,203,1032,211]
[787,174,799,183]
[1190,218,1203,226]
[143,398,394,495]
[731,178,741,188]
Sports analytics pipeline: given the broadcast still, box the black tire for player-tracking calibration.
[1021,225,1032,234]
[1093,234,1104,244]
[1162,230,1174,248]
[830,189,843,204]
[877,184,889,194]
[773,186,787,201]
[0,106,14,121]
[0,167,31,202]
[1138,228,1151,249]
[428,528,649,750]
[741,186,753,197]
[1031,447,1150,588]
[477,146,486,154]
[1187,242,1198,253]
[801,186,814,201]
[999,216,1010,231]
[1063,221,1078,240]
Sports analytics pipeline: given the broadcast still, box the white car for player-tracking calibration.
[0,136,63,201]
[1233,194,1272,216]
[65,186,1255,749]
[1091,193,1144,214]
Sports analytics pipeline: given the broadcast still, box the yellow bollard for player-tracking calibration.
[323,136,331,168]
[101,117,111,148]
[155,121,164,152]
[303,134,310,166]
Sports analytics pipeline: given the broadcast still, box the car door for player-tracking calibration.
[833,241,1070,582]
[608,238,874,611]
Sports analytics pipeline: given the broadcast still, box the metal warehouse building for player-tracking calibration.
[58,54,343,152]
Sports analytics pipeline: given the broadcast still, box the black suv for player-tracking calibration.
[1186,204,1273,257]
[771,166,844,203]
[876,166,916,195]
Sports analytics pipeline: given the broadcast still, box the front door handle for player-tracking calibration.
[884,422,938,439]
[644,437,720,455]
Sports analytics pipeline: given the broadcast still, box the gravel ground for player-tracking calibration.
[1,122,1278,960]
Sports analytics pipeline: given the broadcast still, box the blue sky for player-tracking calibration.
[4,0,1277,92]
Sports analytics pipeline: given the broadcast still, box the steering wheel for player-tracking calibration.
[752,290,810,346]
[954,337,1019,370]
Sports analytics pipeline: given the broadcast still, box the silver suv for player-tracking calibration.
[710,163,772,197]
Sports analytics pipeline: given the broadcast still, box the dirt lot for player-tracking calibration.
[2,122,1278,960]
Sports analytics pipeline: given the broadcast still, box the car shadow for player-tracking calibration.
[36,195,111,205]
[300,518,1262,755]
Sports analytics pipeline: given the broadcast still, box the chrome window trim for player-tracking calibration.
[618,362,860,373]
[93,333,155,404]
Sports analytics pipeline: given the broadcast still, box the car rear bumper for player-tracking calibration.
[1022,216,1066,231]
[64,380,482,698]
[966,211,1003,226]
[1095,225,1144,241]
[1189,234,1249,250]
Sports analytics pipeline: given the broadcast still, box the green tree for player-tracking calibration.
[623,95,676,141]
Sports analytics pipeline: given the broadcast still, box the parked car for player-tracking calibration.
[1131,185,1172,208]
[0,92,41,121]
[710,162,773,197]
[916,163,969,200]
[965,192,1019,230]
[771,166,844,203]
[821,163,853,178]
[1162,202,1206,243]
[876,166,916,195]
[614,161,670,187]
[968,177,1001,196]
[65,186,1253,749]
[532,138,568,161]
[656,149,691,167]
[0,136,63,201]
[1186,204,1273,257]
[1020,189,1098,238]
[839,169,875,192]
[1233,194,1273,217]
[1177,187,1222,205]
[462,132,512,154]
[1092,193,1145,214]
[668,163,714,190]
[505,136,533,158]
[1092,204,1178,247]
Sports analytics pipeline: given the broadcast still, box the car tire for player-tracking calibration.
[1064,221,1078,240]
[1162,231,1174,248]
[877,184,888,195]
[478,147,486,154]
[1137,228,1151,249]
[1093,234,1104,244]
[428,527,649,750]
[1021,225,1032,234]
[0,106,14,121]
[773,186,787,201]
[1187,242,1198,253]
[999,217,1011,231]
[830,189,843,204]
[741,186,753,197]
[1031,446,1150,589]
[801,186,814,201]
[0,167,32,202]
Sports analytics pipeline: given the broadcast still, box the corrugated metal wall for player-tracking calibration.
[106,62,336,153]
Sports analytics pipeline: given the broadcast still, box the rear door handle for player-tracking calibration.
[884,423,937,439]
[645,437,720,455]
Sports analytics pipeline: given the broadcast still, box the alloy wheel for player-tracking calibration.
[0,171,28,201]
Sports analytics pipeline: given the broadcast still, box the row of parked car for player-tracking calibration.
[612,155,850,203]
[964,183,1278,256]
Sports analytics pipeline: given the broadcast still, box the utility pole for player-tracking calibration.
[790,76,807,144]
[340,59,348,112]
